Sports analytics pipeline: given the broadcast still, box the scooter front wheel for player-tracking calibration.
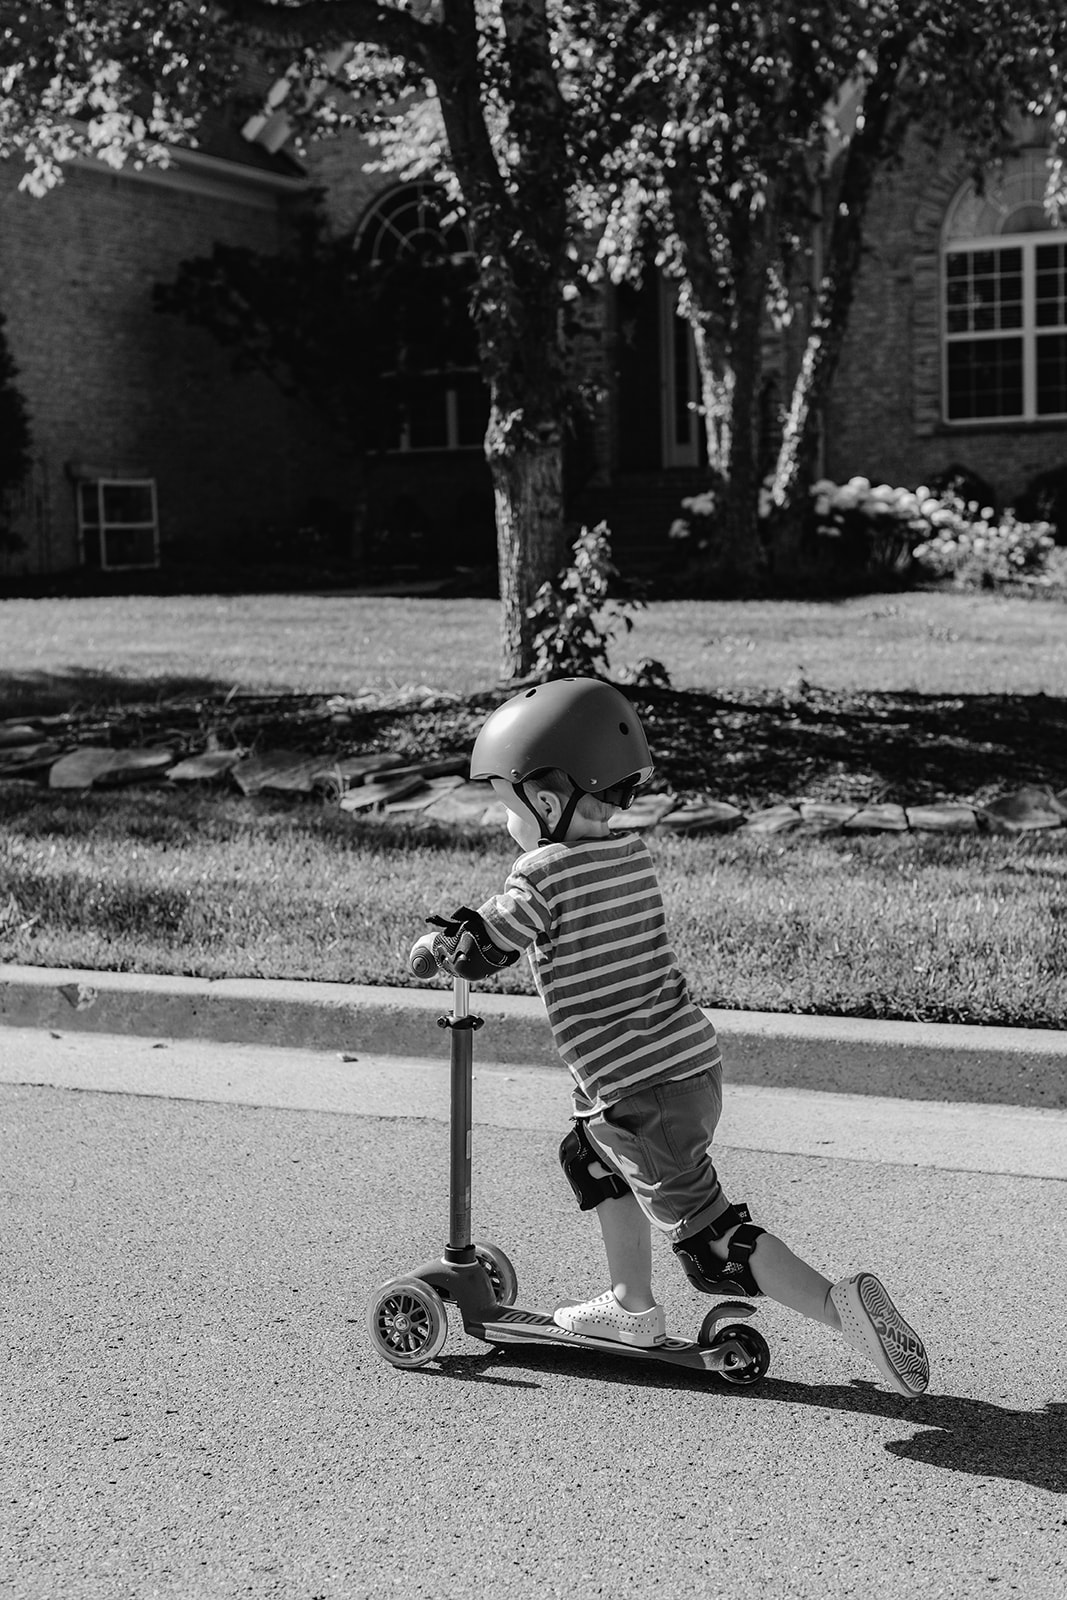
[369,1278,448,1369]
[699,1315,770,1386]
[474,1241,518,1307]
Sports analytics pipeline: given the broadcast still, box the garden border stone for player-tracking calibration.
[3,715,1067,837]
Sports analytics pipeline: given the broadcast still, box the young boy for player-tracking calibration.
[425,677,929,1397]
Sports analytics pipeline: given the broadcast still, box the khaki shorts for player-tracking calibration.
[583,1067,732,1244]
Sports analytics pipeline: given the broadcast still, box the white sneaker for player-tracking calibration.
[830,1272,929,1397]
[553,1290,667,1348]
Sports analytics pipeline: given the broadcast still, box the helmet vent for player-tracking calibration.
[620,722,629,734]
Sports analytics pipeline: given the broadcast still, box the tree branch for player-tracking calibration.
[214,0,438,66]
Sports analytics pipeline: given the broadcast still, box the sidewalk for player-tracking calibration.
[2,961,1065,1108]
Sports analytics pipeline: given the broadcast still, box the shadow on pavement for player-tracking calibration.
[431,1350,1065,1493]
[759,1379,1066,1495]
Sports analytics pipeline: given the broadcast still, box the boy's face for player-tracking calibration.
[488,777,558,853]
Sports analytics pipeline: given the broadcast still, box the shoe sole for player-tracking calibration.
[840,1273,929,1396]
[552,1313,666,1349]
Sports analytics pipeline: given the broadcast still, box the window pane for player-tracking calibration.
[1036,333,1067,416]
[945,274,972,335]
[945,247,1024,333]
[453,371,489,448]
[102,526,157,568]
[102,483,154,524]
[946,337,1023,420]
[1035,242,1067,330]
[403,377,449,450]
[82,526,102,568]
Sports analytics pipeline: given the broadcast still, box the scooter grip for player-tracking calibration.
[408,933,440,980]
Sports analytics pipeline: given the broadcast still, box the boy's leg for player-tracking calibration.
[709,1225,839,1327]
[595,1191,655,1313]
[552,1179,667,1348]
[688,1222,929,1396]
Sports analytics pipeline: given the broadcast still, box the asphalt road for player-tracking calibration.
[1,1030,1065,1600]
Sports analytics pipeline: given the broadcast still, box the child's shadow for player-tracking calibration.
[763,1380,1067,1496]
[434,1349,1065,1494]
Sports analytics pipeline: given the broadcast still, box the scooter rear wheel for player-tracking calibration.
[369,1278,448,1369]
[699,1316,771,1386]
[474,1241,518,1307]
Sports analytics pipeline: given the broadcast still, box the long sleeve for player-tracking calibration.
[476,868,553,954]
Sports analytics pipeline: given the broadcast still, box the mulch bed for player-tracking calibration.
[16,681,1067,812]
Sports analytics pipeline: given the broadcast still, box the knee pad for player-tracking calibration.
[559,1120,630,1211]
[672,1203,766,1297]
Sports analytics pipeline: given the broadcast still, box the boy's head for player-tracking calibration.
[471,678,653,847]
[488,767,617,853]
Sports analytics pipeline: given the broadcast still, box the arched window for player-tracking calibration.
[354,183,488,452]
[942,150,1067,423]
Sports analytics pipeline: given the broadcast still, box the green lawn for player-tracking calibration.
[1,587,1065,1028]
[2,789,1065,1029]
[2,588,1065,708]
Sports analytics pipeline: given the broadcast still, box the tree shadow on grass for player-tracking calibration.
[4,672,1067,811]
[429,1346,1065,1493]
[0,667,230,718]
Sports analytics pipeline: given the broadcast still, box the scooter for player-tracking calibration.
[366,941,771,1386]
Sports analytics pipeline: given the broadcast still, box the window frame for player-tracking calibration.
[76,478,160,571]
[942,235,1067,426]
[353,182,487,456]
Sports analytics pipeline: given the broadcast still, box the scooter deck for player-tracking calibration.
[466,1303,741,1373]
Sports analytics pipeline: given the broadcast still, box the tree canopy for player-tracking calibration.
[2,2,1065,656]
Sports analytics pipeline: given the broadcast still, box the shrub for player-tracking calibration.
[1016,462,1067,544]
[809,476,925,578]
[527,521,668,683]
[912,500,1056,588]
[926,462,999,517]
[810,477,1058,591]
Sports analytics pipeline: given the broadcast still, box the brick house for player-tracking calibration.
[823,128,1067,513]
[0,122,355,579]
[2,112,1064,580]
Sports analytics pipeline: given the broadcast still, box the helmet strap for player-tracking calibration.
[512,780,586,846]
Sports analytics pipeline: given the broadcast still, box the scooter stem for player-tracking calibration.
[442,973,477,1263]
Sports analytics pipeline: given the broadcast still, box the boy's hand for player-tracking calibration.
[415,907,518,982]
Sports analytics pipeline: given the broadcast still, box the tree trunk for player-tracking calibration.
[719,230,767,584]
[432,0,572,682]
[692,322,734,479]
[487,405,565,681]
[771,51,907,514]
[687,214,770,587]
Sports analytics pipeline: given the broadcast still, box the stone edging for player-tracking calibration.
[2,718,1066,837]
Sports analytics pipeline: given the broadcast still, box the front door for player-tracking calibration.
[659,280,703,467]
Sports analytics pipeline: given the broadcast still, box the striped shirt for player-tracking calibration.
[476,832,722,1116]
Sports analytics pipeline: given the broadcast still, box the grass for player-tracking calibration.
[2,787,1066,1029]
[1,586,1066,1028]
[2,588,1066,708]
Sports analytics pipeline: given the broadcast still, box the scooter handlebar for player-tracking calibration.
[408,932,440,980]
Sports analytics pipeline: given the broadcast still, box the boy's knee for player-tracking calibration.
[559,1121,630,1210]
[672,1203,765,1297]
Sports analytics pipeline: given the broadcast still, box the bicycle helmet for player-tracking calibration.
[470,677,654,843]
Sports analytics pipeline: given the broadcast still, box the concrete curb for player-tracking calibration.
[2,961,1065,1109]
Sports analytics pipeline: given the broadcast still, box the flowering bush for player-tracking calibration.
[911,501,1056,587]
[665,474,1061,593]
[811,476,1058,589]
[810,476,926,576]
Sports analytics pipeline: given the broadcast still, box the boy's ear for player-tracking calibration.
[533,787,563,827]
